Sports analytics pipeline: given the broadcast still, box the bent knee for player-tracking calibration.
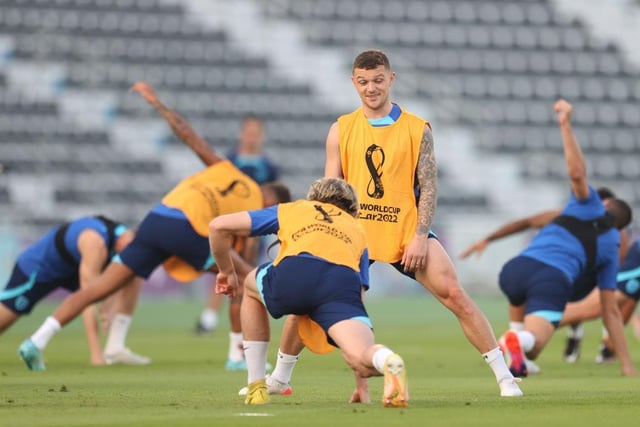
[441,285,476,316]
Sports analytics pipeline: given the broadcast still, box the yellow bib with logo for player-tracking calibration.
[161,161,262,282]
[162,161,262,236]
[274,200,367,272]
[338,107,428,262]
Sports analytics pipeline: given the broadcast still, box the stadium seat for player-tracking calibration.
[3,0,640,228]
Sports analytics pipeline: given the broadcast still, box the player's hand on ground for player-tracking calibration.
[349,386,370,404]
[129,81,159,105]
[620,363,638,377]
[349,374,370,403]
[401,234,428,272]
[554,99,573,125]
[458,239,488,259]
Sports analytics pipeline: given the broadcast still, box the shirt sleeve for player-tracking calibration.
[248,205,279,236]
[597,252,620,291]
[359,248,370,290]
[562,185,604,219]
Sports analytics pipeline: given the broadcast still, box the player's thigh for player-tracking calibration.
[328,319,375,360]
[415,238,460,299]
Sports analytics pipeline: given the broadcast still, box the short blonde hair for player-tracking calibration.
[352,49,391,72]
[306,178,359,217]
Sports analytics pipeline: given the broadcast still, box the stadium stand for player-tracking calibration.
[262,0,640,169]
[1,0,639,251]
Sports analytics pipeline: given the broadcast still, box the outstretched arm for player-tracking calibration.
[208,212,252,297]
[130,81,222,166]
[76,230,110,365]
[458,209,562,259]
[600,289,638,376]
[555,99,589,200]
[401,124,436,272]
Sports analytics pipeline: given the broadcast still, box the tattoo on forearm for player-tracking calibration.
[157,104,204,150]
[416,127,437,235]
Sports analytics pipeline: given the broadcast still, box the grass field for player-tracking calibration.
[1,295,639,427]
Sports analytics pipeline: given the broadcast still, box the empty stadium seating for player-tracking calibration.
[261,0,640,207]
[1,0,640,235]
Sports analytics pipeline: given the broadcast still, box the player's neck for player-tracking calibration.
[237,147,261,156]
[362,102,393,120]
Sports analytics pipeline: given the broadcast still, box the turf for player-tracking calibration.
[1,295,639,427]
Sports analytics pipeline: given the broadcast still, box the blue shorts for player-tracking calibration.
[570,272,597,302]
[617,241,640,301]
[118,212,212,279]
[370,230,439,281]
[499,256,572,327]
[256,256,371,338]
[0,264,79,314]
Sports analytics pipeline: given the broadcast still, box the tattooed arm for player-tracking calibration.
[130,81,222,166]
[415,125,437,236]
[401,125,436,272]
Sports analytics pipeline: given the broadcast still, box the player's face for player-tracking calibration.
[351,65,395,115]
[239,119,264,153]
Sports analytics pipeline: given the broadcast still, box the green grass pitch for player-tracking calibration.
[1,295,639,427]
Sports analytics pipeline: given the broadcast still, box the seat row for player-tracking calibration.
[12,33,259,66]
[268,0,560,27]
[475,125,640,154]
[64,62,303,94]
[401,70,640,102]
[119,91,336,123]
[0,5,207,38]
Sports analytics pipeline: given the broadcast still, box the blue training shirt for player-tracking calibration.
[521,186,620,290]
[16,217,119,282]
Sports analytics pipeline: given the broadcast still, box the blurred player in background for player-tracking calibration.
[496,99,636,378]
[266,49,522,400]
[2,215,142,369]
[211,177,408,407]
[459,187,639,367]
[559,237,640,364]
[18,82,291,371]
[194,114,280,371]
[131,83,276,370]
[226,114,279,186]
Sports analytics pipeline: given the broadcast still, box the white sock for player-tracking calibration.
[483,346,513,381]
[30,316,61,350]
[104,313,132,354]
[243,340,269,383]
[270,349,300,383]
[509,321,524,331]
[228,332,244,362]
[601,326,609,339]
[517,331,536,353]
[199,308,218,330]
[372,347,394,374]
[567,323,584,339]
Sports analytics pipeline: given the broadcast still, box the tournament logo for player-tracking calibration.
[365,144,385,199]
[314,205,341,223]
[217,180,251,198]
[15,295,29,312]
